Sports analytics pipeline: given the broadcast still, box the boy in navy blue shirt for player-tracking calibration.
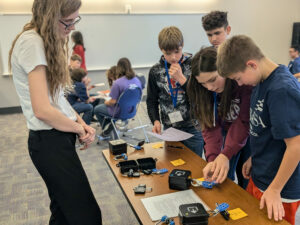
[67,68,95,125]
[288,45,300,79]
[217,35,300,225]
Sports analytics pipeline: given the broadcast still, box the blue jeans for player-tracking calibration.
[236,139,251,189]
[165,125,204,157]
[94,104,111,129]
[222,130,251,189]
[72,102,93,125]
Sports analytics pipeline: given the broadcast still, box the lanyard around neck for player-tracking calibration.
[164,60,182,108]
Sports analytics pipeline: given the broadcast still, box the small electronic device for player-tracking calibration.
[133,184,146,194]
[179,203,209,225]
[117,160,139,174]
[169,169,191,190]
[137,157,156,170]
[109,139,127,155]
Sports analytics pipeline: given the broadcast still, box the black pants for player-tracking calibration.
[28,129,102,225]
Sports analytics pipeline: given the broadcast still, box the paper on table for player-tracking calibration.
[141,189,210,221]
[148,127,194,142]
[93,94,111,101]
[97,90,110,95]
[93,83,105,87]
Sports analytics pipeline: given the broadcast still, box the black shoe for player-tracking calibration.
[102,123,114,136]
[91,117,98,122]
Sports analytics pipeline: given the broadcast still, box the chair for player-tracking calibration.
[98,84,150,143]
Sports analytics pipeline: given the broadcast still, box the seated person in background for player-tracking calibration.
[69,54,82,71]
[67,68,95,125]
[70,54,99,108]
[94,58,142,135]
[288,45,300,79]
[136,74,146,90]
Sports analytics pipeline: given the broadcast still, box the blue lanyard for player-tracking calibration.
[164,60,182,108]
[213,92,218,126]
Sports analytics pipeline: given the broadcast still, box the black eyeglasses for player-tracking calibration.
[59,16,81,30]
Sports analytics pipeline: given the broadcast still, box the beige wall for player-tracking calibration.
[1,0,300,108]
[1,0,300,63]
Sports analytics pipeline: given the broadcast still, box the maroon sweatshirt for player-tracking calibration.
[202,84,252,162]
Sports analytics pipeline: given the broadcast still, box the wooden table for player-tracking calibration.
[102,142,290,225]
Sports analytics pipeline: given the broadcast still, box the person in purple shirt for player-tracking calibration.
[94,57,142,135]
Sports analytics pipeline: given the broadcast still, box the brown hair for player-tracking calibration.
[202,11,228,31]
[106,65,117,87]
[116,57,135,79]
[70,68,87,83]
[70,54,82,62]
[71,31,85,51]
[9,0,81,100]
[158,26,184,51]
[187,47,235,129]
[217,35,264,78]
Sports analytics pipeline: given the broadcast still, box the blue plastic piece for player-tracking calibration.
[122,153,128,160]
[202,181,217,189]
[133,145,142,150]
[152,168,168,174]
[161,215,168,221]
[169,221,175,225]
[216,203,229,212]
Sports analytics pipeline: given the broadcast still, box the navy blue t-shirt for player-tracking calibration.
[250,65,300,199]
[288,56,300,75]
[67,82,89,105]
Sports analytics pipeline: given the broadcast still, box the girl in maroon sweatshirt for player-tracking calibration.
[187,47,251,188]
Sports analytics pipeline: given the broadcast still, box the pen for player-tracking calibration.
[167,145,184,149]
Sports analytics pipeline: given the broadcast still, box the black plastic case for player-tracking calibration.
[168,169,191,190]
[117,160,139,174]
[179,203,209,225]
[109,139,127,155]
[137,157,156,170]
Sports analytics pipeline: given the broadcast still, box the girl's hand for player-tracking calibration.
[203,153,229,183]
[79,124,95,150]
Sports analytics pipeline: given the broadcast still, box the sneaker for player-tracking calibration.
[115,119,128,132]
[102,123,114,136]
[91,117,98,122]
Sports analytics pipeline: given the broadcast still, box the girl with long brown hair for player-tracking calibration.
[187,47,251,189]
[9,0,102,224]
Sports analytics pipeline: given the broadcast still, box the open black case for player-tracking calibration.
[116,157,156,174]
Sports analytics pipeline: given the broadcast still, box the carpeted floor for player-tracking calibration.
[0,102,159,225]
[0,102,299,225]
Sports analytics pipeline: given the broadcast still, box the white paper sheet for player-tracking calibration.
[148,127,194,141]
[93,83,105,87]
[141,189,210,221]
[93,94,111,101]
